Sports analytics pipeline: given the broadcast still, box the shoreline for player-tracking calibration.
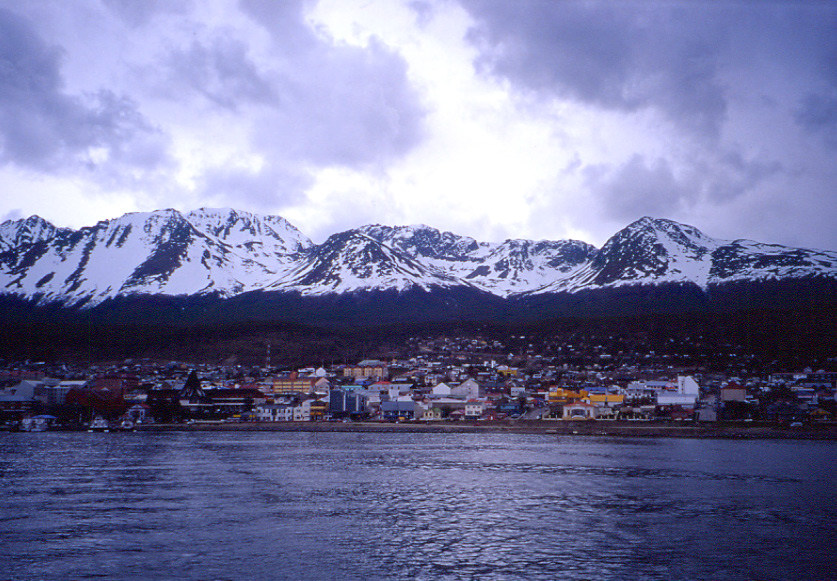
[136,420,837,440]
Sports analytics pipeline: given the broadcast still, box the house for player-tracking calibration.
[307,400,328,421]
[421,407,443,421]
[451,378,481,400]
[207,388,266,417]
[126,403,153,424]
[464,400,484,420]
[657,376,700,408]
[313,377,331,395]
[0,380,41,416]
[721,382,747,402]
[482,409,507,421]
[431,382,452,397]
[548,388,587,406]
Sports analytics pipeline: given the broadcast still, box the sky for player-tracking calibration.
[0,0,835,250]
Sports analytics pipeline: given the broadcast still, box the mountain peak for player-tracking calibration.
[267,228,462,295]
[1,209,835,306]
[0,214,64,251]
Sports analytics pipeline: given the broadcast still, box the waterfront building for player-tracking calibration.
[464,400,485,420]
[256,403,294,422]
[381,400,417,421]
[0,380,41,416]
[328,389,368,419]
[562,402,597,420]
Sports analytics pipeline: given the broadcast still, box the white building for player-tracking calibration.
[656,376,700,407]
[464,401,485,419]
[256,403,293,422]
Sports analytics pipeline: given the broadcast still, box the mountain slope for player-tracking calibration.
[0,215,70,251]
[530,217,837,294]
[0,208,311,305]
[358,223,597,295]
[266,230,467,295]
[1,211,836,312]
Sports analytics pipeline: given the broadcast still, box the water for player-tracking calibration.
[1,431,835,580]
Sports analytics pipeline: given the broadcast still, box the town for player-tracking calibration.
[2,330,836,433]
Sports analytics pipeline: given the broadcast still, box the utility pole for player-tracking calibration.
[266,340,271,369]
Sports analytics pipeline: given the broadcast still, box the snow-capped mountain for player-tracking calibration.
[1,210,836,309]
[530,217,837,294]
[357,224,597,296]
[0,208,311,305]
[0,215,70,252]
[266,230,466,295]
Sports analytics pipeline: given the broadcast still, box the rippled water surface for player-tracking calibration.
[2,431,836,580]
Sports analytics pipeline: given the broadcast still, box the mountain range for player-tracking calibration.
[1,208,836,326]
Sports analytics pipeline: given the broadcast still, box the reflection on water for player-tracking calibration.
[2,432,835,580]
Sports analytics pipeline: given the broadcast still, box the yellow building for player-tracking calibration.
[272,373,316,395]
[586,394,625,407]
[309,400,327,420]
[547,388,588,405]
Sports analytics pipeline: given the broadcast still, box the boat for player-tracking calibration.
[21,415,55,432]
[88,417,111,432]
[118,419,135,431]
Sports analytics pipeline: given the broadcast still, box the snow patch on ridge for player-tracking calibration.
[2,211,836,306]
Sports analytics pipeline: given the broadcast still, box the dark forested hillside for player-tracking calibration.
[1,281,835,369]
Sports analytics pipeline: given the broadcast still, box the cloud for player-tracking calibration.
[0,8,170,176]
[197,164,311,211]
[586,155,695,222]
[162,35,277,111]
[462,1,730,139]
[102,0,193,28]
[239,0,427,169]
[0,0,834,255]
[152,0,429,214]
[252,37,426,168]
[238,0,320,55]
[1,208,23,223]
[795,93,837,149]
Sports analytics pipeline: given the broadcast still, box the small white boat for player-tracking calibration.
[119,419,135,431]
[88,417,110,432]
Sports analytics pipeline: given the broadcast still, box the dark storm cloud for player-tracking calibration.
[461,1,837,143]
[103,0,193,27]
[589,151,784,224]
[587,155,696,221]
[462,0,837,250]
[795,94,837,149]
[163,35,277,111]
[0,8,169,173]
[462,1,731,138]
